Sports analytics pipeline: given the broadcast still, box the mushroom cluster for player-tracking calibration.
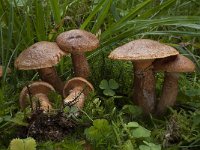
[13,29,195,117]
[109,39,195,115]
[14,29,98,113]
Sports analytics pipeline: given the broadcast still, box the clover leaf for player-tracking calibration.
[99,79,119,96]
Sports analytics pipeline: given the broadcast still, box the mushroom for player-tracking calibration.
[109,39,179,114]
[20,81,55,112]
[153,55,195,114]
[0,66,11,77]
[56,29,99,78]
[15,41,67,94]
[63,77,94,109]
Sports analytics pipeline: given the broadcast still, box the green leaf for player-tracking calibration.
[103,89,115,96]
[99,79,109,89]
[84,119,112,142]
[122,140,134,150]
[139,141,161,150]
[122,105,142,116]
[93,119,109,129]
[10,138,24,150]
[108,79,119,90]
[70,106,79,113]
[126,122,139,128]
[9,112,28,126]
[9,137,36,150]
[131,126,151,138]
[24,138,37,150]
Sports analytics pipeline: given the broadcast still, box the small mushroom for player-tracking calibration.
[153,55,195,114]
[0,66,11,77]
[20,81,55,112]
[109,39,179,114]
[56,29,99,78]
[15,41,67,94]
[63,77,94,109]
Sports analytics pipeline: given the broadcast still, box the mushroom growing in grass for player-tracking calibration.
[153,55,195,114]
[63,77,94,110]
[109,39,179,114]
[15,41,67,94]
[20,81,55,112]
[56,29,99,78]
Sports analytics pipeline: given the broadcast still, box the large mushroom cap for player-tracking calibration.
[56,29,99,53]
[63,77,94,97]
[19,81,55,109]
[0,66,11,77]
[153,55,195,72]
[15,41,66,70]
[109,39,179,61]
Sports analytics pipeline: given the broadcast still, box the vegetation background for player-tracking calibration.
[0,0,200,149]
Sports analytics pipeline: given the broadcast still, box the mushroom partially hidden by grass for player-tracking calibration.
[15,41,67,94]
[56,29,99,79]
[20,81,55,112]
[63,77,94,110]
[109,39,179,114]
[153,55,195,114]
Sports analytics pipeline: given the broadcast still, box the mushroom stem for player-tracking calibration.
[156,72,179,115]
[38,67,64,94]
[63,86,85,109]
[32,93,52,112]
[133,61,155,114]
[71,53,90,78]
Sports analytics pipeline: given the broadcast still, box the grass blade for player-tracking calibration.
[138,0,176,19]
[140,31,200,36]
[80,0,106,30]
[91,0,113,33]
[101,0,152,39]
[34,0,46,41]
[49,0,61,24]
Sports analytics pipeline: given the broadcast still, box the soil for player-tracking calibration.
[18,110,77,141]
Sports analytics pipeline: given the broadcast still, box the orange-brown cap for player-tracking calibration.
[153,55,195,72]
[56,29,99,53]
[15,41,66,70]
[109,39,179,61]
[0,66,11,77]
[63,77,94,97]
[19,81,55,109]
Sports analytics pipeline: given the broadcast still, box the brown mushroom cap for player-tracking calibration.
[56,29,99,53]
[109,39,179,61]
[19,81,55,109]
[153,55,195,72]
[0,66,11,77]
[63,77,94,97]
[15,41,66,70]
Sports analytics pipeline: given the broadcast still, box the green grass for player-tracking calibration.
[0,0,200,149]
